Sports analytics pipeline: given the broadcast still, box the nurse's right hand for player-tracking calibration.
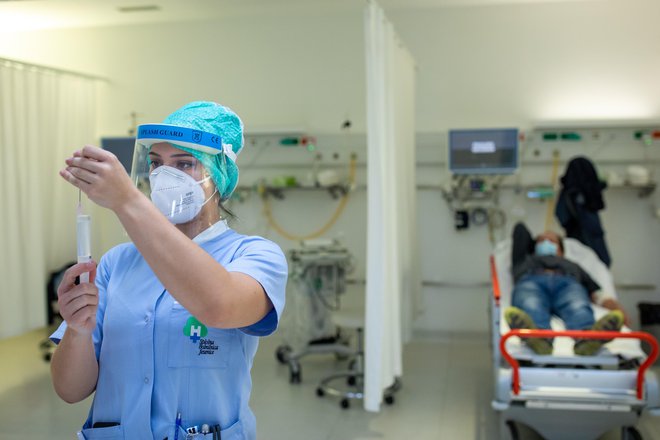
[57,261,99,336]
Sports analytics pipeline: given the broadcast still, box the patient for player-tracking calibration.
[505,222,627,356]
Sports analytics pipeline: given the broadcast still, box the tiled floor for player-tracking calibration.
[1,328,659,439]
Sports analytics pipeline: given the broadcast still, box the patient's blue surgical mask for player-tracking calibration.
[149,165,216,224]
[535,239,558,256]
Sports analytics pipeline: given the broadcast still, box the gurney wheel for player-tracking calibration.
[622,426,642,440]
[384,395,394,405]
[340,398,350,409]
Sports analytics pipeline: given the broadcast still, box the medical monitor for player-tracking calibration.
[448,128,519,175]
[101,137,135,174]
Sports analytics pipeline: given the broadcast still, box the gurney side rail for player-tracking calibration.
[500,329,659,399]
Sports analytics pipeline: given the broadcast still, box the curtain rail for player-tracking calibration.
[0,56,109,82]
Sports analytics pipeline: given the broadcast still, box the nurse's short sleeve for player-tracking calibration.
[225,237,288,336]
[49,251,113,360]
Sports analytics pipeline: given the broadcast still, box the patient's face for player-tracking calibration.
[536,231,563,256]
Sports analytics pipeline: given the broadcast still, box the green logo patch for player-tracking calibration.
[183,316,208,343]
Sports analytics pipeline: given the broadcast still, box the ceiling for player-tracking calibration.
[0,0,611,32]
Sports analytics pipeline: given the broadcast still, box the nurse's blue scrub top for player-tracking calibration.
[51,221,288,440]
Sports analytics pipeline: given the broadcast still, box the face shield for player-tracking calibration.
[130,123,237,225]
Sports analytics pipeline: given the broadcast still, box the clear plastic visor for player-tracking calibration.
[130,140,208,196]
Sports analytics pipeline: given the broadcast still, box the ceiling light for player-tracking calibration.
[117,5,161,13]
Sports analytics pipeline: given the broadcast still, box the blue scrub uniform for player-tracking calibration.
[51,222,287,440]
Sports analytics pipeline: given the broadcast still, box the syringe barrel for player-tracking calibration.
[77,214,91,259]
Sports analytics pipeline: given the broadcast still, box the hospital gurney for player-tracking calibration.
[490,238,660,440]
[275,240,355,383]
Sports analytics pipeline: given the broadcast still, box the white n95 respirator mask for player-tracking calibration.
[149,166,216,224]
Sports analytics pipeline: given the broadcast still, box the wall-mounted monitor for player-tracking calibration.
[100,137,135,174]
[448,128,519,175]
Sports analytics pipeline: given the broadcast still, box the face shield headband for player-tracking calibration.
[136,124,236,162]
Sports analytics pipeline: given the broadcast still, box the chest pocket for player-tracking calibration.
[167,304,237,369]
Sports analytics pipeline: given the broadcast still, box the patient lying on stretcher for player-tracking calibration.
[505,222,628,356]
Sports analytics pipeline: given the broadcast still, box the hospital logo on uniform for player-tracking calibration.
[183,317,208,343]
[183,317,219,356]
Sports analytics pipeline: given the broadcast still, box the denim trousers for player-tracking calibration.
[511,273,595,330]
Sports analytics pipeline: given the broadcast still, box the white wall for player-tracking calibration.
[390,0,660,129]
[2,0,660,334]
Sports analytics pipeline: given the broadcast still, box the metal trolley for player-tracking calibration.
[275,240,355,384]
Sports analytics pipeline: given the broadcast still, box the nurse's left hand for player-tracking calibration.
[60,145,142,211]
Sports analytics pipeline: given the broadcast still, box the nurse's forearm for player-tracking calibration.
[113,192,269,328]
[50,328,98,403]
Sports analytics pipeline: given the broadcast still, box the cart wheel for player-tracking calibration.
[347,375,357,386]
[275,345,292,364]
[340,398,350,409]
[316,387,325,397]
[384,395,395,405]
[506,420,520,440]
[290,370,301,384]
[622,426,642,440]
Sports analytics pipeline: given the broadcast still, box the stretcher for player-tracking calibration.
[490,238,660,440]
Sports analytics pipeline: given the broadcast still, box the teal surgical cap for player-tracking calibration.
[163,101,244,200]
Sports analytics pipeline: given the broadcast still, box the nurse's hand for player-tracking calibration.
[57,261,99,336]
[60,145,141,211]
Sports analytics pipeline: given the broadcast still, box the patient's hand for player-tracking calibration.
[601,298,631,328]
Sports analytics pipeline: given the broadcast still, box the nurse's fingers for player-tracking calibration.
[60,167,93,188]
[73,147,126,179]
[58,283,97,309]
[66,166,97,185]
[63,292,98,317]
[58,262,98,296]
[66,156,105,174]
[80,145,114,162]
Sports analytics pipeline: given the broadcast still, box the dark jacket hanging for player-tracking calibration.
[555,156,611,267]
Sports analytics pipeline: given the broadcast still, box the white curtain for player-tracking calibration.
[0,60,96,338]
[364,0,419,412]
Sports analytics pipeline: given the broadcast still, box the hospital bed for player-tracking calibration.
[490,238,660,440]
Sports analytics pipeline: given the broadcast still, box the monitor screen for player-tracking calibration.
[448,128,518,175]
[100,137,135,174]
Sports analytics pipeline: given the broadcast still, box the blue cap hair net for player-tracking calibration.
[163,101,243,200]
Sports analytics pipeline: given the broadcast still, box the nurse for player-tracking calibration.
[50,101,287,440]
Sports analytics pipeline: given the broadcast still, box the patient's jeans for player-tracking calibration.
[512,273,595,330]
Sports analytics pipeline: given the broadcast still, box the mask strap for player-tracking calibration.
[201,186,218,207]
[197,174,212,185]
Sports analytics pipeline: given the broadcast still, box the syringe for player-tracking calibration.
[77,190,91,283]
